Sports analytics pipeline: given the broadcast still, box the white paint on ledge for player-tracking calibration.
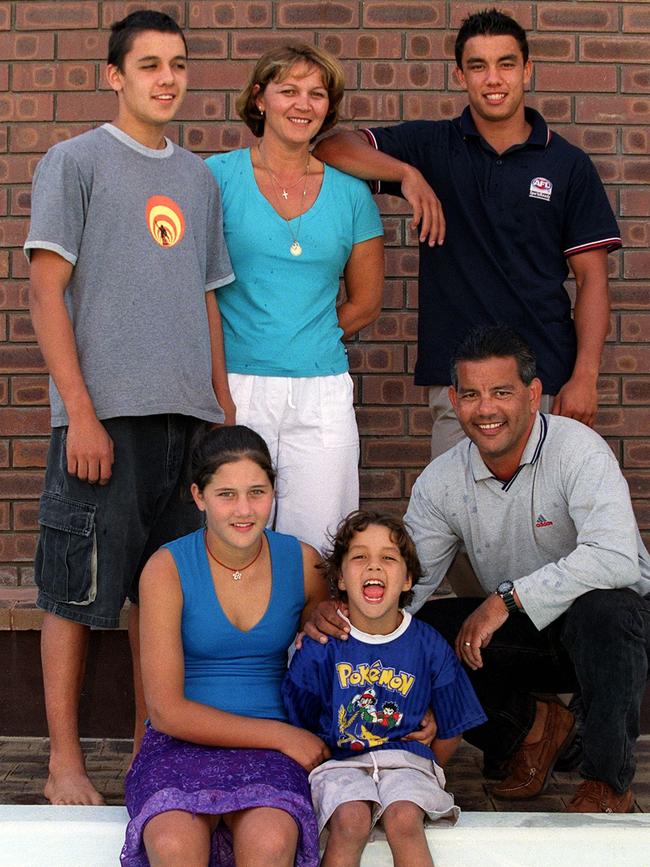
[1,806,649,867]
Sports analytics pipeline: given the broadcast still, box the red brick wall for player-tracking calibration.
[1,1,649,588]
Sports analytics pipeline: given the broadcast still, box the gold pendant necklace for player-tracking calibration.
[258,143,310,257]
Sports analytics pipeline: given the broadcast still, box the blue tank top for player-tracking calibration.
[164,528,305,721]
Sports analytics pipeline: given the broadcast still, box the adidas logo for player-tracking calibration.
[535,513,553,528]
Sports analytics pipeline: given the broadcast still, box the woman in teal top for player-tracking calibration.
[206,42,384,552]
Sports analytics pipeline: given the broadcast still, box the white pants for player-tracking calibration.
[229,373,360,552]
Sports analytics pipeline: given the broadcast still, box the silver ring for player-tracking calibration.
[463,641,472,647]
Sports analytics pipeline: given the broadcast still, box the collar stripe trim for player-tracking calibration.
[564,237,622,256]
[501,413,548,491]
[361,128,382,194]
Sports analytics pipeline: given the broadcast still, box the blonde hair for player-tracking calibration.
[236,41,345,138]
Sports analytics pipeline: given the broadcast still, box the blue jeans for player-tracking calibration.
[416,589,650,793]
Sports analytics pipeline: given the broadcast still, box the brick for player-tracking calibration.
[595,407,650,437]
[362,437,431,468]
[359,496,406,517]
[12,501,40,532]
[0,438,7,466]
[602,345,650,374]
[0,154,40,183]
[341,91,400,122]
[359,469,402,499]
[230,30,309,59]
[380,217,403,246]
[10,250,30,279]
[0,282,30,310]
[622,66,650,94]
[623,128,650,156]
[56,91,115,122]
[576,96,650,125]
[189,1,272,28]
[10,376,49,406]
[0,500,8,529]
[406,33,453,61]
[621,314,650,342]
[0,251,8,279]
[620,219,650,248]
[360,311,417,342]
[0,533,38,561]
[526,94,571,124]
[0,62,7,91]
[555,125,616,154]
[9,123,92,154]
[450,3,532,30]
[535,65,616,93]
[176,93,227,122]
[278,1,358,28]
[408,407,433,436]
[12,439,48,469]
[101,2,184,27]
[623,377,650,405]
[361,376,428,406]
[624,440,650,469]
[323,32,402,60]
[0,219,30,247]
[597,376,620,404]
[12,62,97,92]
[0,4,8,30]
[581,37,650,64]
[0,567,19,586]
[620,189,650,217]
[622,6,650,33]
[384,249,418,278]
[0,376,6,404]
[10,188,31,217]
[0,125,6,152]
[15,3,98,30]
[184,60,250,91]
[527,35,575,62]
[356,406,406,435]
[8,313,35,342]
[182,123,248,154]
[185,32,228,59]
[0,94,54,122]
[632,501,650,531]
[364,1,444,29]
[361,62,444,91]
[624,252,650,280]
[380,281,407,310]
[348,344,405,374]
[538,3,616,32]
[57,30,109,60]
[0,408,50,437]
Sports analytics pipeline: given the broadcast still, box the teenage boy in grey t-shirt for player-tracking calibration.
[23,11,234,805]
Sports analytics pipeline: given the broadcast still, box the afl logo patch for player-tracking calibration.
[146,195,185,247]
[529,177,552,202]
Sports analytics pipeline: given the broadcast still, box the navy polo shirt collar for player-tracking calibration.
[458,106,551,150]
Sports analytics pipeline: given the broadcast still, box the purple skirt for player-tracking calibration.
[121,725,319,867]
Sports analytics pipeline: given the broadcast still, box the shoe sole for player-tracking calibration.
[492,717,578,801]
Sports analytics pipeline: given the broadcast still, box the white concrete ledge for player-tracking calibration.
[1,805,649,867]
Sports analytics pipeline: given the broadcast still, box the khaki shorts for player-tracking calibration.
[308,749,459,834]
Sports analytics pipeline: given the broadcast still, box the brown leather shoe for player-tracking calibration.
[492,700,576,800]
[566,780,634,813]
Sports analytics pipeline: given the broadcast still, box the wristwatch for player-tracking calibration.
[496,580,519,614]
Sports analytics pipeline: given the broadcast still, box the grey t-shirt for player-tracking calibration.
[24,124,234,426]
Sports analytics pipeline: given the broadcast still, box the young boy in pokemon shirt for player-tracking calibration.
[283,510,486,867]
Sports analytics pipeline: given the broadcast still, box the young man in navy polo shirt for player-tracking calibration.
[315,7,621,460]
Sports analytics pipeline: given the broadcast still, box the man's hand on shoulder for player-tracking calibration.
[551,372,598,427]
[66,412,114,485]
[400,165,446,248]
[297,599,350,648]
[455,594,509,671]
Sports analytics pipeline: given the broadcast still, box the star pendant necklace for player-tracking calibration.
[204,529,264,581]
[258,142,310,257]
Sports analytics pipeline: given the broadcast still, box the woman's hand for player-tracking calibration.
[275,726,331,772]
[298,599,350,647]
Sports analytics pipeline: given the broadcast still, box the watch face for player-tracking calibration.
[497,580,514,595]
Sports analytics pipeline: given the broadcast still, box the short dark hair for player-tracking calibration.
[108,10,187,71]
[450,325,537,389]
[190,425,276,493]
[322,510,423,609]
[455,7,529,67]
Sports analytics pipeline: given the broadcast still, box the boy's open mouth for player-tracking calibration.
[363,579,385,602]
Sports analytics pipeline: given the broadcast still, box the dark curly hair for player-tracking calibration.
[322,510,423,609]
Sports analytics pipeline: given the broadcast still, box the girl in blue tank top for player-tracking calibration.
[122,425,330,867]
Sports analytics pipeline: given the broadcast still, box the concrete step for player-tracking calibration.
[2,806,649,867]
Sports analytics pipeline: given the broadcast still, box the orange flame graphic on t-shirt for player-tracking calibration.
[146,195,185,247]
